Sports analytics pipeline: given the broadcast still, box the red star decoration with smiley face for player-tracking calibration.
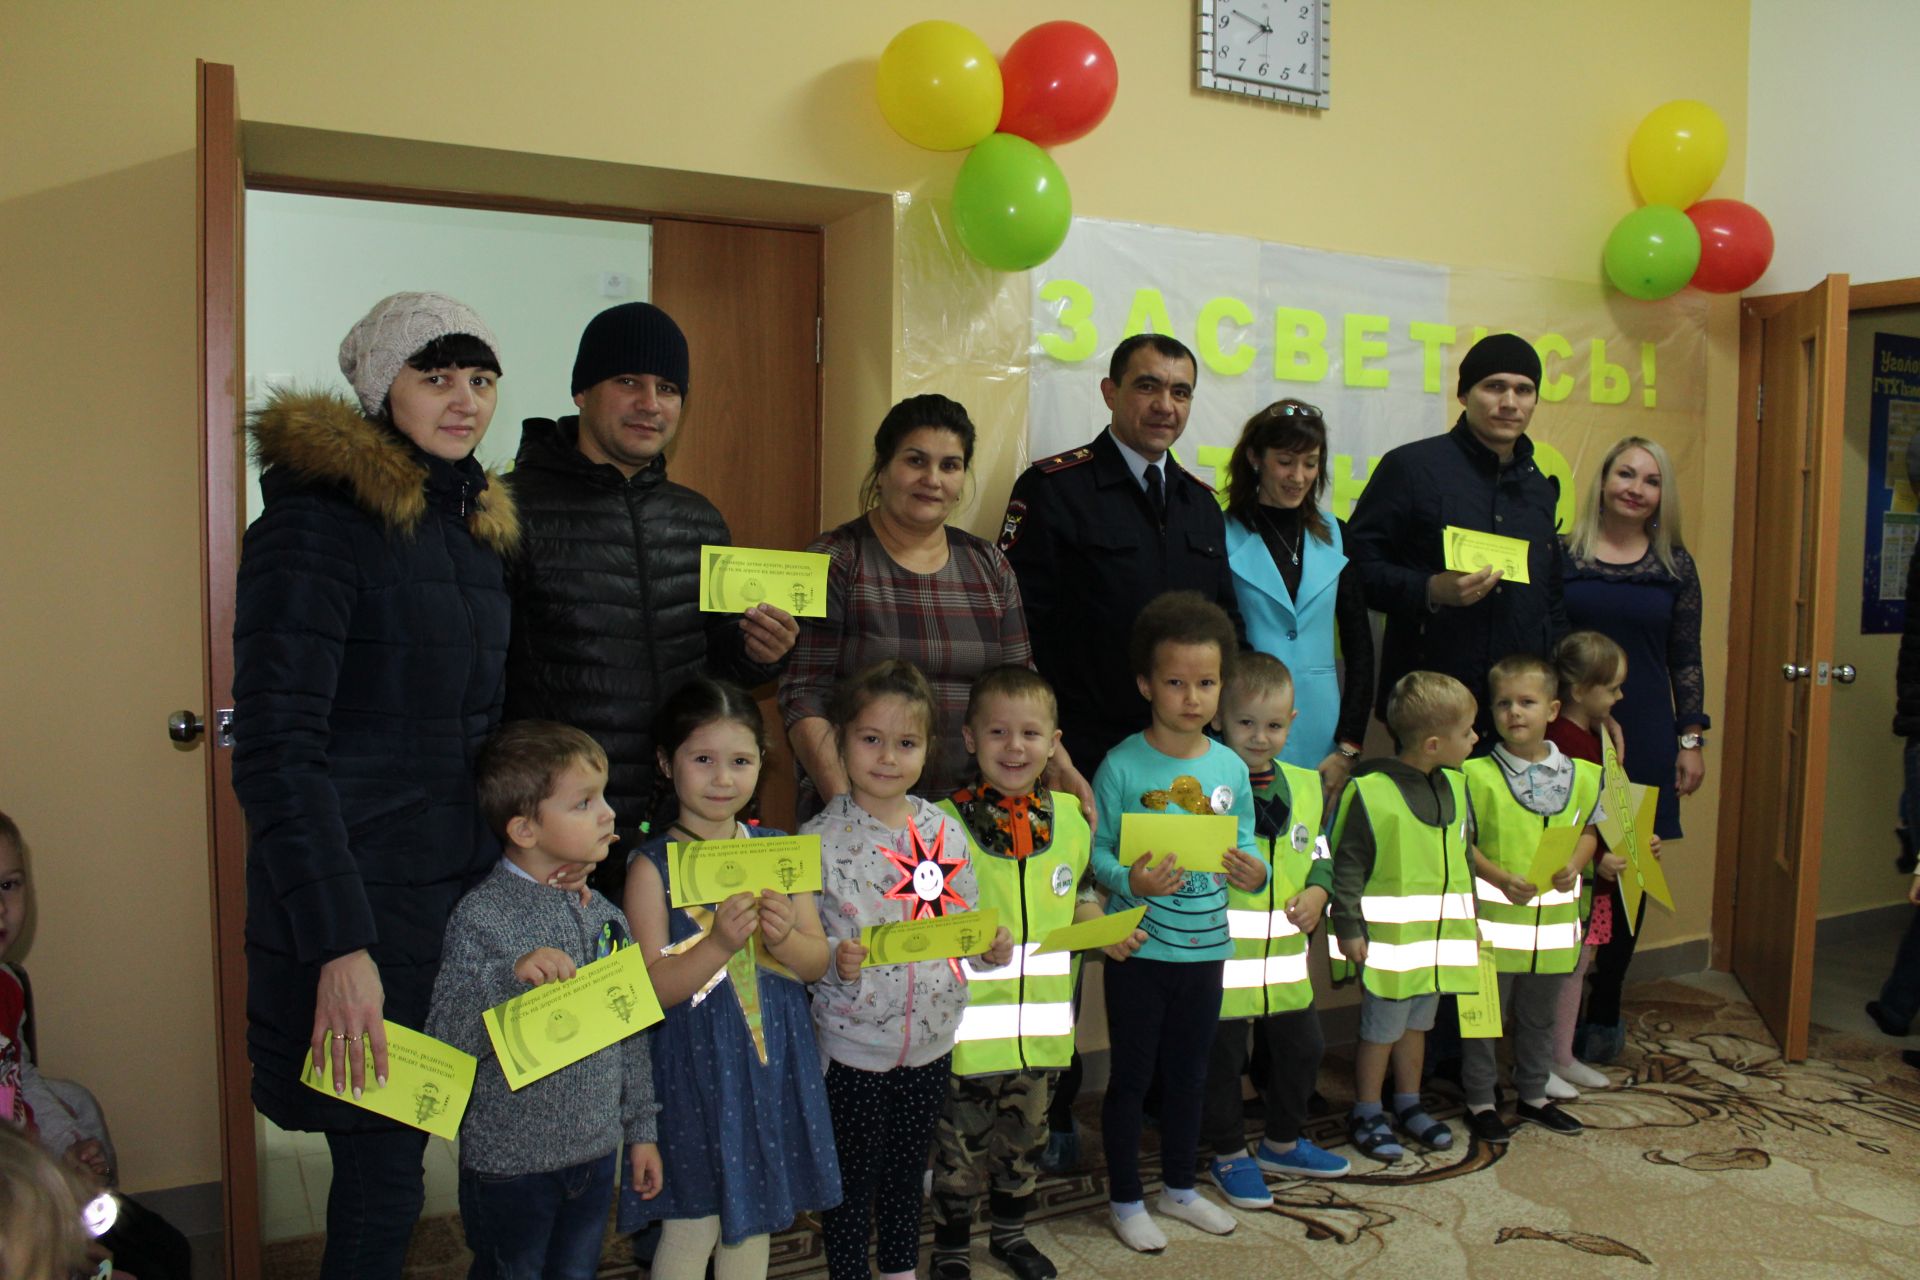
[879,821,970,921]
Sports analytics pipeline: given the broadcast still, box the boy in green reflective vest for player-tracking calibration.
[1330,672,1481,1162]
[929,667,1116,1280]
[1200,654,1350,1209]
[1459,654,1601,1143]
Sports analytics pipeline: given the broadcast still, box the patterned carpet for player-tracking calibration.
[263,977,1920,1278]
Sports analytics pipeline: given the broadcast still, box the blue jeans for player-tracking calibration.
[321,1128,429,1280]
[459,1151,616,1280]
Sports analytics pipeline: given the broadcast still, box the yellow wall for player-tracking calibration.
[1819,305,1920,918]
[0,1,1748,1192]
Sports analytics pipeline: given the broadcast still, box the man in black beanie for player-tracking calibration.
[1346,332,1570,741]
[503,302,798,895]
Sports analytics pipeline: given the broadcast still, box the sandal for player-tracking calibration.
[1394,1105,1454,1151]
[1347,1111,1405,1161]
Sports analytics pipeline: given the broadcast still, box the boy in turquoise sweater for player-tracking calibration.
[1089,591,1266,1252]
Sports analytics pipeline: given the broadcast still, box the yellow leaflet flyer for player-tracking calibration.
[861,909,1000,967]
[699,545,830,617]
[1117,812,1237,873]
[1443,526,1532,584]
[300,1020,476,1141]
[1033,906,1148,955]
[482,946,664,1091]
[668,834,823,906]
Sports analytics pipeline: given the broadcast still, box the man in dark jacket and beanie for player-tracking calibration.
[505,302,797,893]
[1348,333,1570,742]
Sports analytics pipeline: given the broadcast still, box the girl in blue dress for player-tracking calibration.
[620,679,842,1280]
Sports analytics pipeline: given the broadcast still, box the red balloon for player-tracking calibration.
[1685,199,1774,294]
[997,21,1118,147]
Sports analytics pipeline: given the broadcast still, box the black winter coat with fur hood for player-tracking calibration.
[233,389,518,1132]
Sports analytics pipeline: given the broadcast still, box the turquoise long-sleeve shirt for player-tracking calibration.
[1089,733,1261,963]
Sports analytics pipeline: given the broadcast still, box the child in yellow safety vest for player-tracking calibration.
[1458,655,1603,1146]
[928,667,1117,1280]
[1200,654,1350,1210]
[1329,672,1480,1163]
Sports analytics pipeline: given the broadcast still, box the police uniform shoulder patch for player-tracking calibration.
[1036,446,1095,474]
[998,500,1027,550]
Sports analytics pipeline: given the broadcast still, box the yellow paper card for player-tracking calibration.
[668,835,823,907]
[1597,735,1672,927]
[482,946,664,1091]
[1457,946,1504,1039]
[1526,825,1584,894]
[1443,525,1532,584]
[300,1020,476,1141]
[1624,785,1672,910]
[699,545,831,617]
[1033,906,1148,955]
[1117,813,1237,873]
[860,909,1000,967]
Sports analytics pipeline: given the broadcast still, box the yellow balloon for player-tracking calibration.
[1628,99,1728,208]
[876,21,1003,152]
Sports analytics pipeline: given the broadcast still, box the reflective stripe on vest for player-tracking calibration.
[1331,770,1480,999]
[939,794,1090,1075]
[1220,761,1325,1018]
[1463,757,1601,976]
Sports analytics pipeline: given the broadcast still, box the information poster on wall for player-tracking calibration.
[1863,333,1920,633]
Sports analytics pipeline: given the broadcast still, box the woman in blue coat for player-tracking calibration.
[233,293,519,1278]
[1221,401,1375,805]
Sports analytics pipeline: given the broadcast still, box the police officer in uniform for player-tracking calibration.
[998,331,1243,1174]
[999,332,1243,780]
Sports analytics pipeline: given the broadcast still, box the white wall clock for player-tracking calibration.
[1196,0,1330,109]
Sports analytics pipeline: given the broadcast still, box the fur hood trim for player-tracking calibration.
[249,389,519,555]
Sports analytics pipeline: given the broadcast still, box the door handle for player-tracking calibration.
[167,708,235,747]
[1782,663,1810,682]
[1834,663,1858,685]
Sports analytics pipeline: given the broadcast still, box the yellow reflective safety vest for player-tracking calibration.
[1222,762,1327,1018]
[1463,756,1600,975]
[1330,770,1480,1000]
[939,793,1090,1076]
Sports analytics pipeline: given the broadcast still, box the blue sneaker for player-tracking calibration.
[1206,1155,1273,1209]
[1255,1138,1350,1179]
[1037,1126,1079,1176]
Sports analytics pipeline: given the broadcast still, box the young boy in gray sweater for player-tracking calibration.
[426,722,662,1279]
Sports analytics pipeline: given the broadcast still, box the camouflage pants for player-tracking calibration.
[929,1069,1057,1227]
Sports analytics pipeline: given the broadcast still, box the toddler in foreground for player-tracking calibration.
[426,722,660,1280]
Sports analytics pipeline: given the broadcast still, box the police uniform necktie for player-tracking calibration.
[1145,463,1166,524]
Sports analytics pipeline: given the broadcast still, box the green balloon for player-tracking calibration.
[952,133,1073,272]
[1604,205,1702,301]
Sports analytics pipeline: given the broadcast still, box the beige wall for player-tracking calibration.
[1818,306,1920,918]
[0,1,1749,1191]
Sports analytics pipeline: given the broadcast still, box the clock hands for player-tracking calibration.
[1231,8,1274,34]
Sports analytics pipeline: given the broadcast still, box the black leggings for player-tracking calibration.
[1585,881,1648,1027]
[1100,957,1223,1203]
[821,1055,950,1279]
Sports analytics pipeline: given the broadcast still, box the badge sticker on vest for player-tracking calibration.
[1313,835,1331,861]
[1210,784,1235,815]
[1051,862,1074,896]
[1290,822,1313,854]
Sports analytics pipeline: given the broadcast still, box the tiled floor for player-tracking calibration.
[1674,907,1914,1047]
[256,1113,462,1241]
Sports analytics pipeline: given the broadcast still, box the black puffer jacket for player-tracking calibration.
[503,417,778,844]
[234,390,517,1132]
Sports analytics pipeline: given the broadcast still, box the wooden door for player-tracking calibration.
[195,59,260,1280]
[651,220,823,830]
[1722,276,1849,1059]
